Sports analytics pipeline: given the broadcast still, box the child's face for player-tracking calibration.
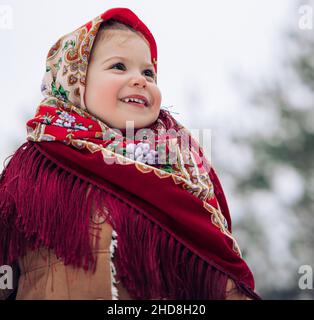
[85,29,161,130]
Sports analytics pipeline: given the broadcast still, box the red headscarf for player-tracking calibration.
[0,8,260,299]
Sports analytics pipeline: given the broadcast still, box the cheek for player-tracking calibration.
[86,73,121,106]
[152,86,162,110]
[95,79,119,102]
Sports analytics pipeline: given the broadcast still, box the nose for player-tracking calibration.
[129,74,147,88]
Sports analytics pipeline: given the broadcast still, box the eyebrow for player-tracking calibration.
[102,56,155,69]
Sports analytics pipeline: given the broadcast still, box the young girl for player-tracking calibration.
[0,7,260,300]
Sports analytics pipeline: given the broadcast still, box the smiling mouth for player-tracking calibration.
[119,100,147,108]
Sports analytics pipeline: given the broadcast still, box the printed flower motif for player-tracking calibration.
[53,111,88,131]
[53,58,62,71]
[40,113,55,125]
[74,124,88,131]
[126,142,158,164]
[62,39,76,51]
[51,81,69,101]
[59,111,76,123]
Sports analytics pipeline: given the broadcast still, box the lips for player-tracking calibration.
[120,100,146,108]
[120,94,150,107]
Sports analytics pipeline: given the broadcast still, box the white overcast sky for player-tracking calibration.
[0,0,295,166]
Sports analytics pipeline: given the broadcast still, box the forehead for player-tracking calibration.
[92,29,152,62]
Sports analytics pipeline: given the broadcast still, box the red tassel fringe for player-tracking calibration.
[0,141,260,300]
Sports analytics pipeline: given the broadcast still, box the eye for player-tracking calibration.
[111,62,126,70]
[111,63,156,80]
[143,69,156,79]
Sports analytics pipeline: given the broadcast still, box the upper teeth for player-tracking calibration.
[122,97,146,105]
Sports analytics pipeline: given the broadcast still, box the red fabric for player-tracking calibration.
[36,140,254,288]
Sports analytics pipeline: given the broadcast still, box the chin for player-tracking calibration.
[134,121,153,129]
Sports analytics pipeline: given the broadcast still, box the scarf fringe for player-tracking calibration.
[110,198,228,299]
[109,230,119,300]
[0,141,259,299]
[0,142,105,272]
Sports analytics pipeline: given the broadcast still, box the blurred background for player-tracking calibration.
[0,0,313,299]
